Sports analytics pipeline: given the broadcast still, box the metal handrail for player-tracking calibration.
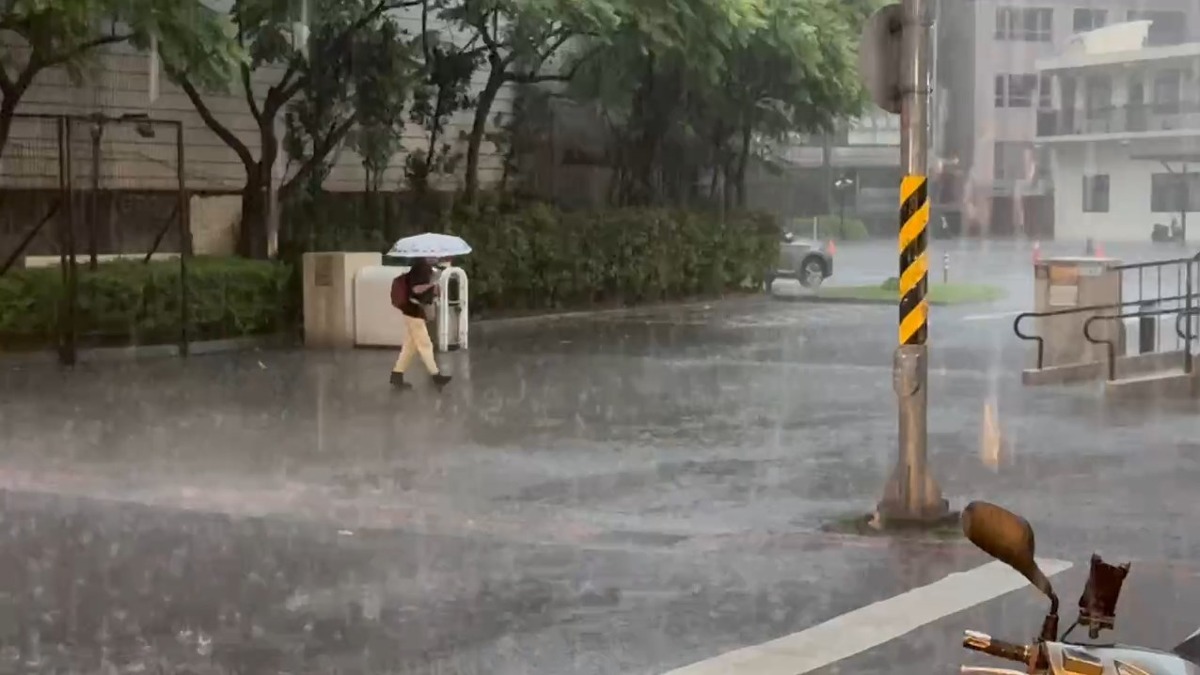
[1013,293,1195,369]
[1111,255,1197,273]
[1185,253,1199,375]
[1177,309,1199,342]
[1083,307,1191,381]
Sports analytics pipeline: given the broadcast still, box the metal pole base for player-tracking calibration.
[875,343,949,526]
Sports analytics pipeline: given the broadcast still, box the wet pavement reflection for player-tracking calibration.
[0,241,1197,674]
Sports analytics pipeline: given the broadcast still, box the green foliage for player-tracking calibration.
[283,194,780,312]
[405,27,480,193]
[0,0,240,87]
[434,0,621,200]
[569,0,866,206]
[285,5,418,197]
[0,0,240,160]
[161,0,427,256]
[450,205,779,311]
[0,258,293,347]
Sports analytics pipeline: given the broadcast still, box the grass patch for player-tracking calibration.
[819,282,1004,305]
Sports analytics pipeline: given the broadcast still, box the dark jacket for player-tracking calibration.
[400,261,435,319]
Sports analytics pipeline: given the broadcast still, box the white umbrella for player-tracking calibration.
[386,232,472,258]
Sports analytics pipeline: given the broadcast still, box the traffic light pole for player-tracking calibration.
[875,0,950,525]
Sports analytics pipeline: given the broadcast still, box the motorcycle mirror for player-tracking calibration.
[962,501,1057,606]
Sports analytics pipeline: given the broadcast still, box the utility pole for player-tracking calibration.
[859,0,950,526]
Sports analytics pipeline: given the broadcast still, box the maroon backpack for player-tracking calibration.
[390,273,409,310]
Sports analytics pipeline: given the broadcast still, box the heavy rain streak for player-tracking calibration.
[2,0,1200,673]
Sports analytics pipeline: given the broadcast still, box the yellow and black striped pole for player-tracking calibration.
[874,0,948,527]
[898,175,929,346]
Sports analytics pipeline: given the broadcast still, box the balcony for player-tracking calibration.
[1037,102,1200,138]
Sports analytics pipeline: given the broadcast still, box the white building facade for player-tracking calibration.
[938,0,1199,237]
[1037,22,1200,241]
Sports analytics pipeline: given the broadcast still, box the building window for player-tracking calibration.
[994,141,1036,181]
[996,7,1053,41]
[1082,175,1109,213]
[1085,75,1112,118]
[1038,76,1053,109]
[1073,8,1106,32]
[1152,69,1182,113]
[1128,10,1186,46]
[995,74,1038,107]
[1151,173,1200,212]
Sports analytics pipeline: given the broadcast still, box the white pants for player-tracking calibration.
[393,314,439,375]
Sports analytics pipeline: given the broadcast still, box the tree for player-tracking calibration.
[342,17,417,194]
[437,0,616,203]
[0,0,238,161]
[163,0,419,258]
[568,0,865,208]
[705,0,867,208]
[403,7,479,197]
[567,0,768,205]
[284,11,417,199]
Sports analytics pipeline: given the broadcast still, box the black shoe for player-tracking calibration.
[431,374,452,388]
[390,372,412,389]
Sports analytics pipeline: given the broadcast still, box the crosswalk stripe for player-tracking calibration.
[660,558,1073,675]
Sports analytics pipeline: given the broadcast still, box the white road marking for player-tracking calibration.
[962,310,1023,323]
[661,558,1073,675]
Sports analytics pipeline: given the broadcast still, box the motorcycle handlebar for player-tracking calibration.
[963,630,1031,664]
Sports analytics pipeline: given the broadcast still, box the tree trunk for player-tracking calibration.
[721,158,733,214]
[239,174,270,259]
[0,97,16,163]
[238,122,280,259]
[734,124,752,209]
[464,67,506,204]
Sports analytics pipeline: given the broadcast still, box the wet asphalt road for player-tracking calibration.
[1,240,1199,674]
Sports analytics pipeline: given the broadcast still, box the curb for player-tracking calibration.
[470,293,768,331]
[778,295,953,307]
[0,335,292,367]
[0,295,764,365]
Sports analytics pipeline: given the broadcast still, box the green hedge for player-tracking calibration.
[448,204,778,311]
[788,214,870,242]
[282,196,781,313]
[0,202,778,349]
[0,257,293,348]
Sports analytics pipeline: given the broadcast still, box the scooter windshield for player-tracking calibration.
[1173,629,1200,665]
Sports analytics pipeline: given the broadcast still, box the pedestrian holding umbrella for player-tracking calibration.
[386,232,471,390]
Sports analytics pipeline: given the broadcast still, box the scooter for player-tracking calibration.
[958,501,1200,675]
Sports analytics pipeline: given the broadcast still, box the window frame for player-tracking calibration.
[1151,173,1200,213]
[1038,76,1054,109]
[996,7,1053,41]
[1072,8,1106,33]
[1082,174,1110,213]
[994,73,1038,108]
[993,141,1036,182]
[1128,10,1187,46]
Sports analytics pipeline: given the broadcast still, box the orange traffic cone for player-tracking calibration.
[1095,242,1106,258]
[826,239,837,255]
[1032,240,1042,264]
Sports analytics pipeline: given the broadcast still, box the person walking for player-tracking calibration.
[390,257,452,390]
